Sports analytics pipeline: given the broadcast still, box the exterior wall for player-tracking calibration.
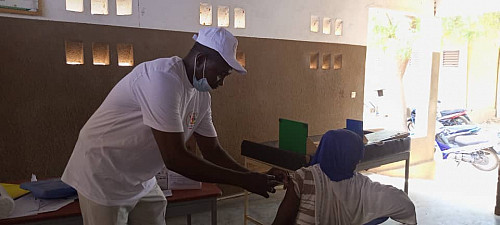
[438,44,468,110]
[370,52,441,175]
[467,37,500,123]
[0,0,433,45]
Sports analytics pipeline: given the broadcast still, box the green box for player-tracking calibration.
[279,118,308,155]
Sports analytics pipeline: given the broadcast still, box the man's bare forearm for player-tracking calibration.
[203,145,249,172]
[165,146,248,186]
[152,129,276,198]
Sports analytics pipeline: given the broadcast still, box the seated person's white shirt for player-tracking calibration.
[62,57,217,206]
[293,164,417,225]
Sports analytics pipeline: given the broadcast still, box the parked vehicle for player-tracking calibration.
[437,109,471,126]
[436,101,471,126]
[435,124,499,171]
[407,108,416,131]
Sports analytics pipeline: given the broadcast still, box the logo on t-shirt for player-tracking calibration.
[187,112,197,129]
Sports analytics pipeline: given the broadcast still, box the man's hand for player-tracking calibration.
[243,172,281,198]
[267,168,292,189]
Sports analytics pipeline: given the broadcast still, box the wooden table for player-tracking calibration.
[166,183,222,225]
[356,151,410,193]
[0,183,222,225]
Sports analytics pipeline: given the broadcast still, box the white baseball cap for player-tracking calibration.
[192,27,247,74]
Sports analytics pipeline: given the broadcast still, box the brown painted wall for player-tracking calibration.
[0,17,366,195]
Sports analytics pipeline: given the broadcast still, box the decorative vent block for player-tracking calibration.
[92,43,110,66]
[334,19,343,36]
[311,16,319,33]
[200,3,212,26]
[116,0,132,15]
[66,0,83,12]
[236,52,246,68]
[65,41,84,65]
[91,0,108,15]
[323,17,331,34]
[117,43,134,66]
[322,54,331,70]
[310,53,319,69]
[334,54,342,70]
[234,8,245,28]
[218,6,229,27]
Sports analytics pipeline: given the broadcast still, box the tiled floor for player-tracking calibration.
[369,154,500,225]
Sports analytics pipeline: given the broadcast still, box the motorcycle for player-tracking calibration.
[436,101,471,126]
[438,109,472,126]
[407,108,416,131]
[435,124,499,171]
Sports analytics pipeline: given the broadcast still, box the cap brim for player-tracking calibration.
[193,33,247,74]
[223,56,247,75]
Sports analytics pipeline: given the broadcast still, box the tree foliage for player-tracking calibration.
[370,12,421,61]
[442,12,500,42]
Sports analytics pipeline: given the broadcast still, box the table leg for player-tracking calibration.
[495,165,500,215]
[404,158,409,194]
[244,157,249,225]
[187,214,191,225]
[243,157,265,225]
[212,198,217,225]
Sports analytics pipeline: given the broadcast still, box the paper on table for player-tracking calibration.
[38,196,77,214]
[364,130,409,144]
[7,194,39,218]
[162,190,172,197]
[7,193,77,219]
[168,171,201,190]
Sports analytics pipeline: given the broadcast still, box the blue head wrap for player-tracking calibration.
[310,129,365,182]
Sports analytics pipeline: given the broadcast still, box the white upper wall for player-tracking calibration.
[436,0,500,17]
[1,0,433,46]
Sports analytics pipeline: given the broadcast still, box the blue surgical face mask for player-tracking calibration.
[192,55,212,92]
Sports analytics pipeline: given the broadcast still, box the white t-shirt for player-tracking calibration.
[62,56,217,206]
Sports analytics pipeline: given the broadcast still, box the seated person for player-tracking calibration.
[272,129,417,225]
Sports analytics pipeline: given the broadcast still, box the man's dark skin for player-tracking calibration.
[151,43,280,198]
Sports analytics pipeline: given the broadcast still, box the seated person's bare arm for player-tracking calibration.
[272,173,300,225]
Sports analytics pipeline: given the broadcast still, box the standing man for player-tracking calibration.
[62,27,279,225]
